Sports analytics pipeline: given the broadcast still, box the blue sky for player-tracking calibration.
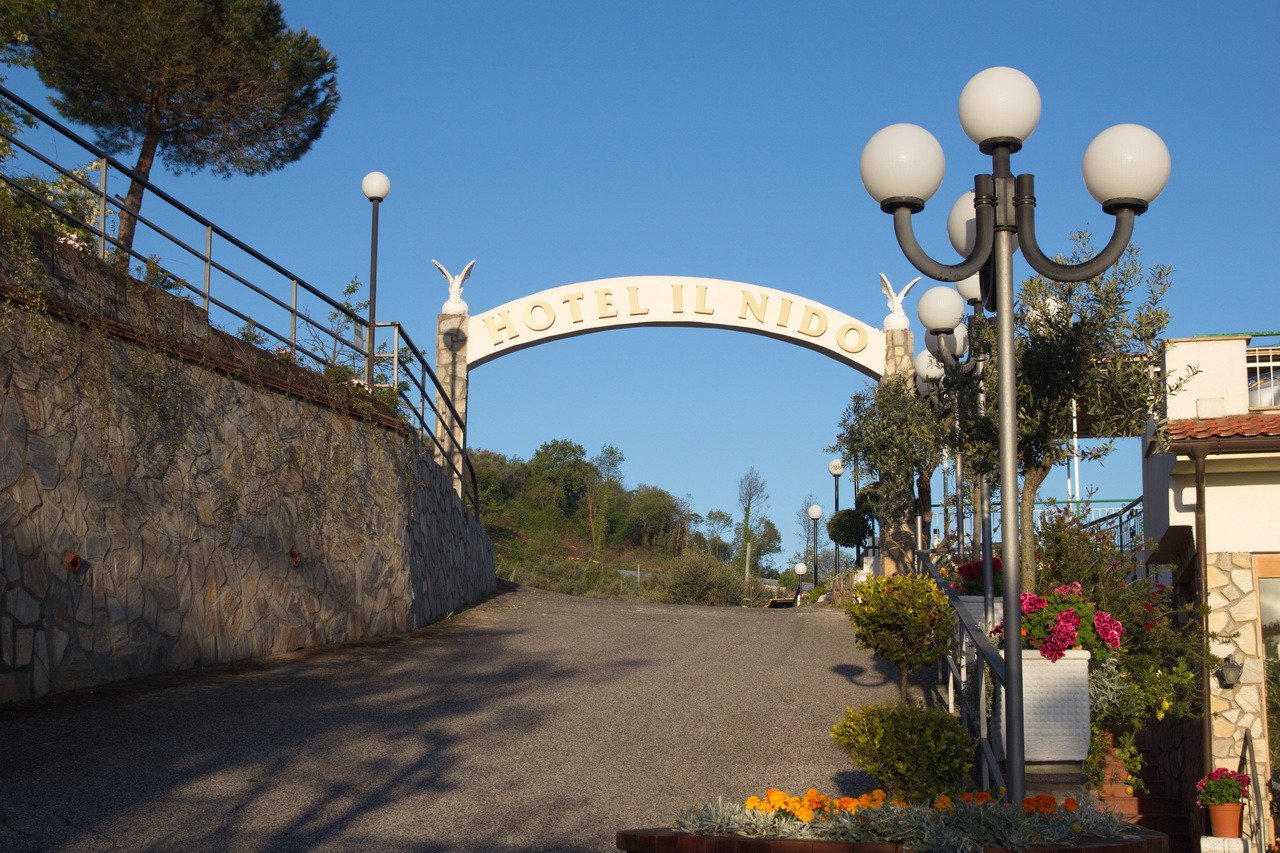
[4,2,1278,563]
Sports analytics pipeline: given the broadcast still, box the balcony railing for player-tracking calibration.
[0,83,478,514]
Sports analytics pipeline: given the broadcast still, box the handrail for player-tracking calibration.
[1240,728,1269,849]
[920,550,1008,794]
[1082,496,1142,530]
[0,83,478,514]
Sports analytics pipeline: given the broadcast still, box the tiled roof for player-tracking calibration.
[1167,414,1280,440]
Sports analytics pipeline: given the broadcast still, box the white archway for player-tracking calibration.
[466,276,885,380]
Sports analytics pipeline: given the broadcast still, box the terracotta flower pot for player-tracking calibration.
[1206,801,1243,838]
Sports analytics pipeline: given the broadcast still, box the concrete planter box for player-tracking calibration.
[958,594,1003,630]
[1004,649,1093,763]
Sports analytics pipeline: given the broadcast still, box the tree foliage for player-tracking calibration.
[943,236,1175,589]
[10,0,339,253]
[831,375,944,568]
[843,574,954,700]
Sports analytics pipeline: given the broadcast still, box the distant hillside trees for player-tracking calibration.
[8,0,339,255]
[475,440,782,576]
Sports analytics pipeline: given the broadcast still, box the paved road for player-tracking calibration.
[0,582,905,852]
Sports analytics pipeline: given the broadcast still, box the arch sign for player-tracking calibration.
[466,276,885,380]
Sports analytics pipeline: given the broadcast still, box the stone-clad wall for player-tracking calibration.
[1205,552,1270,803]
[0,243,494,703]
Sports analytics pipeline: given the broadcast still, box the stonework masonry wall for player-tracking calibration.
[1205,550,1271,829]
[0,243,494,703]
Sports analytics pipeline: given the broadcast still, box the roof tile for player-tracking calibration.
[1167,413,1280,441]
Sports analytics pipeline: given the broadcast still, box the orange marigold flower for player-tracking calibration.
[933,794,954,811]
[1072,822,1083,833]
[1023,798,1037,814]
[793,806,815,822]
[1036,794,1057,815]
[1063,797,1078,813]
[975,792,995,805]
[744,795,762,811]
[803,788,827,810]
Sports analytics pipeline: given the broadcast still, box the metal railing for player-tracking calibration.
[1240,728,1270,849]
[1081,497,1144,555]
[921,550,1009,794]
[0,83,478,513]
[1248,343,1280,408]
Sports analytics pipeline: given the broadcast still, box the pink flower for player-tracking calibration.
[1094,611,1123,649]
[1054,582,1082,596]
[1020,593,1047,615]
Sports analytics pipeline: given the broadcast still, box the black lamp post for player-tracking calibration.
[860,66,1170,803]
[807,504,822,591]
[828,459,844,576]
[361,171,391,390]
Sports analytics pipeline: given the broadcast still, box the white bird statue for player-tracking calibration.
[879,273,921,330]
[434,259,476,316]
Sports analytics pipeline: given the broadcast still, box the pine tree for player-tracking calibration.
[10,0,339,254]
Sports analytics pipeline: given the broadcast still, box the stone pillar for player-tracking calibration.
[435,313,469,496]
[1205,551,1271,843]
[881,327,914,380]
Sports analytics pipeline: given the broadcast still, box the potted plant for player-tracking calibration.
[1196,767,1249,838]
[990,583,1124,762]
[949,556,1003,628]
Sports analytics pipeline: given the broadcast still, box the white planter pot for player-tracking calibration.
[958,595,1003,631]
[1003,649,1091,763]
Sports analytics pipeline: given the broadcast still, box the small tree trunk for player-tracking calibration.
[1019,464,1050,592]
[916,470,933,548]
[115,124,162,259]
[898,667,909,702]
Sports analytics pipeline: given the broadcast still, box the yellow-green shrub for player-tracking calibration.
[831,703,973,803]
[843,574,953,700]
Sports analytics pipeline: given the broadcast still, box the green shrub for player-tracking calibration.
[830,703,973,803]
[843,574,954,700]
[660,551,747,607]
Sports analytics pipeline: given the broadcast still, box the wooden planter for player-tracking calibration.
[616,828,1169,853]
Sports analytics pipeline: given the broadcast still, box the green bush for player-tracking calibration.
[831,703,974,803]
[843,574,954,700]
[660,551,748,607]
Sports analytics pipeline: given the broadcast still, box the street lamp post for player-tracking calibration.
[860,66,1169,803]
[828,459,844,576]
[807,504,823,591]
[361,171,391,390]
[793,562,807,605]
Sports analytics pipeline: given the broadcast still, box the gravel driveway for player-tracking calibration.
[0,582,904,852]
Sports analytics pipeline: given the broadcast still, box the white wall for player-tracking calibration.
[1163,336,1251,419]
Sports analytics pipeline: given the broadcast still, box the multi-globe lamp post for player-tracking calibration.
[859,66,1170,802]
[361,171,391,390]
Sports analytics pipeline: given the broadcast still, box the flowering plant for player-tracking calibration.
[990,582,1123,662]
[1195,768,1250,806]
[949,556,1003,596]
[675,789,1128,847]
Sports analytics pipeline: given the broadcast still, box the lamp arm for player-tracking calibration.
[1013,174,1136,283]
[889,175,996,282]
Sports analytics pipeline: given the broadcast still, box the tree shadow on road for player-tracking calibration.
[0,610,648,852]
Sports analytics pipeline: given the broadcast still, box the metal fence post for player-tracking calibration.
[290,279,298,350]
[96,157,108,260]
[203,225,212,312]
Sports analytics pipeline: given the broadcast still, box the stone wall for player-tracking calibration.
[0,241,494,703]
[1205,550,1271,835]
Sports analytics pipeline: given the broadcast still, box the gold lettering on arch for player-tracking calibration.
[837,322,868,353]
[797,307,827,338]
[739,290,767,323]
[524,300,555,332]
